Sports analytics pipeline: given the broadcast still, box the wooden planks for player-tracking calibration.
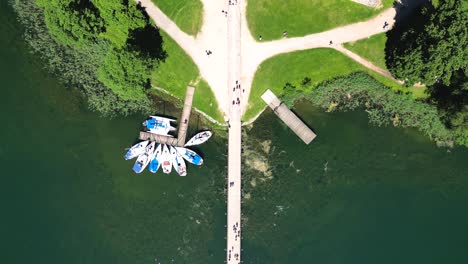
[176,86,194,146]
[261,89,316,144]
[138,86,195,146]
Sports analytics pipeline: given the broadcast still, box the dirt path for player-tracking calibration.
[334,45,402,83]
[137,0,401,117]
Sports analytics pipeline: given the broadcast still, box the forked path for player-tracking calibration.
[137,0,399,116]
[135,1,399,263]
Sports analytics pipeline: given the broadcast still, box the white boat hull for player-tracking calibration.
[171,146,187,176]
[148,144,162,173]
[184,131,212,146]
[124,140,149,160]
[175,147,203,166]
[161,144,173,174]
[133,142,156,173]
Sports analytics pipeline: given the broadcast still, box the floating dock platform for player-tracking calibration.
[139,86,195,146]
[261,89,316,144]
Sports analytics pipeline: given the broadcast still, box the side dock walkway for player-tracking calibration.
[261,89,316,144]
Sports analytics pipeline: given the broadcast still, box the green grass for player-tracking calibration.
[344,33,388,69]
[247,0,395,41]
[151,0,203,36]
[343,33,426,98]
[151,31,223,122]
[243,48,427,120]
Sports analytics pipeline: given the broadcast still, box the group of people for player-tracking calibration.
[228,0,238,6]
[205,50,212,56]
[232,80,243,92]
[233,221,240,242]
[227,221,241,262]
[231,80,243,106]
[232,97,240,105]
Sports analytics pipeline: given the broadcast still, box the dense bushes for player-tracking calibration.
[285,72,461,146]
[36,0,105,46]
[384,0,467,146]
[97,47,153,101]
[11,0,165,116]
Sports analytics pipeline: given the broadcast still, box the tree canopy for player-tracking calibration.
[98,47,154,101]
[36,0,105,46]
[34,0,166,106]
[386,0,468,87]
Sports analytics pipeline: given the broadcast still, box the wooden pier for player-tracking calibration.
[175,86,195,146]
[139,86,195,146]
[261,89,316,144]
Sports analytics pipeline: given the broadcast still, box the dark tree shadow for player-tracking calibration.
[385,1,468,128]
[391,0,431,22]
[136,1,150,21]
[127,25,168,61]
[428,70,468,118]
[384,0,433,72]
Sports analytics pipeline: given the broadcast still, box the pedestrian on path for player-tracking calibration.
[329,40,333,45]
[383,21,389,29]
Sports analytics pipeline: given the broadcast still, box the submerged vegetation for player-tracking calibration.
[12,0,221,120]
[293,73,455,146]
[244,48,423,121]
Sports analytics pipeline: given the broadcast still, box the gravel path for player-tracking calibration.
[137,0,399,116]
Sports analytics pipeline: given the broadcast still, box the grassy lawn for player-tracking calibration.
[344,33,388,69]
[243,48,426,120]
[150,0,203,36]
[151,31,223,122]
[343,33,426,98]
[247,0,395,41]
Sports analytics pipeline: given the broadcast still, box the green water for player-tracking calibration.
[0,2,226,263]
[1,2,468,264]
[243,103,468,263]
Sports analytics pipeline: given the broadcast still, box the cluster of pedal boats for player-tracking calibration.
[125,142,201,175]
[124,128,212,175]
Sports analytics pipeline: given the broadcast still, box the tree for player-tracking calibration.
[36,0,105,46]
[386,0,468,87]
[97,47,154,101]
[92,0,147,47]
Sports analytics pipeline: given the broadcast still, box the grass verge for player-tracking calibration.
[243,48,426,120]
[344,33,388,69]
[246,0,395,41]
[343,33,426,98]
[150,0,203,36]
[151,31,223,122]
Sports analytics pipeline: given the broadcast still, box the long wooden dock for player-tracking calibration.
[261,89,316,144]
[175,86,195,146]
[139,86,195,146]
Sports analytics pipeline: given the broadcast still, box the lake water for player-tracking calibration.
[1,2,467,264]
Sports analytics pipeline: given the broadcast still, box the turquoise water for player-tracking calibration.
[1,2,468,263]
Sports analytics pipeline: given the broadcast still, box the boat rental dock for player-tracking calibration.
[139,86,195,147]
